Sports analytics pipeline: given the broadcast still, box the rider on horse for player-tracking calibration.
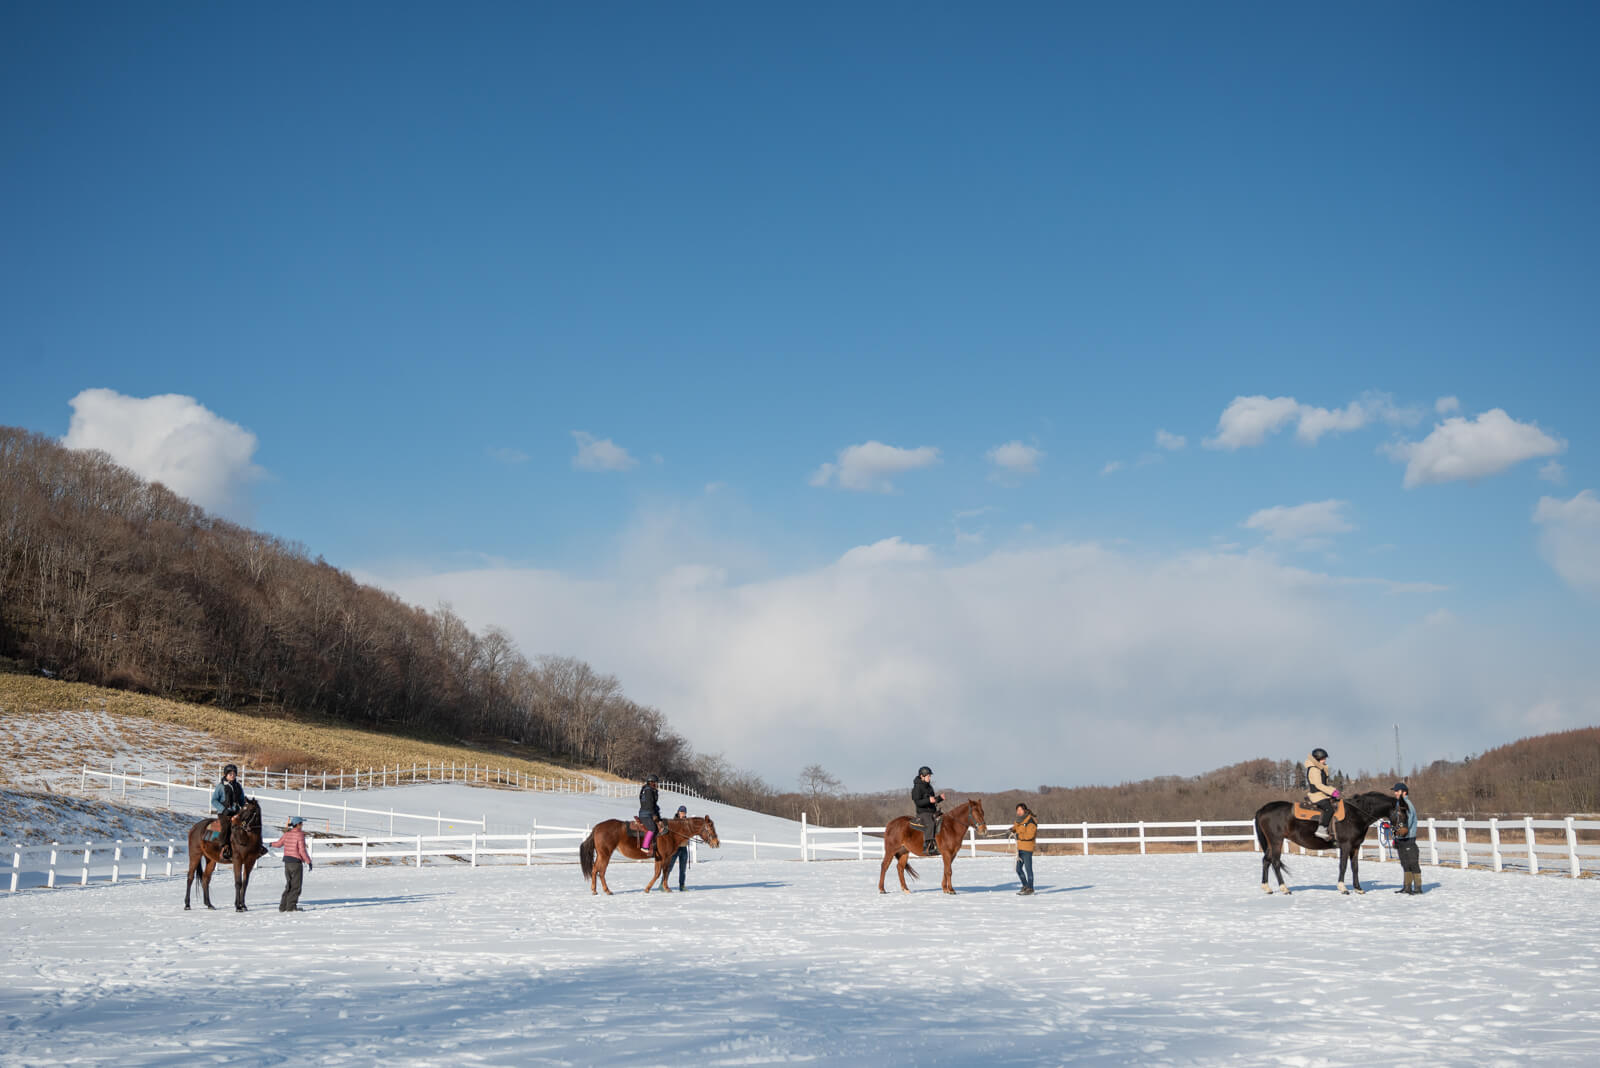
[912,766,946,856]
[209,763,250,861]
[1303,748,1338,840]
[638,773,664,852]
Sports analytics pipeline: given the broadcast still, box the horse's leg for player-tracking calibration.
[879,848,894,894]
[184,851,198,909]
[597,848,613,896]
[201,856,216,910]
[942,849,955,894]
[897,850,912,893]
[235,858,251,911]
[1348,845,1363,894]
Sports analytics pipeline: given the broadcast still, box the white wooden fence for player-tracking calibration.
[94,759,707,801]
[83,769,489,835]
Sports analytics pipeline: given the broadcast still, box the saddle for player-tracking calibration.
[1293,799,1345,823]
[204,817,227,841]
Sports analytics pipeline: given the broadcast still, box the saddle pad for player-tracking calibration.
[1293,800,1345,822]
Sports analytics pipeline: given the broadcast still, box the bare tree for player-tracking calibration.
[798,764,842,824]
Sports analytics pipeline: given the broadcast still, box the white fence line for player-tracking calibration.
[92,759,708,802]
[82,769,488,835]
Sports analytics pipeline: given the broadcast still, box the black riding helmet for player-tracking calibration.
[918,766,932,777]
[1311,748,1328,761]
[222,763,239,777]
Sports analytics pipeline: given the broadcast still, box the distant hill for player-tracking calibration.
[792,728,1600,827]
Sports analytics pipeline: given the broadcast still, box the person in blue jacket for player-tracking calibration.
[1391,782,1423,895]
[667,804,691,890]
[209,763,249,862]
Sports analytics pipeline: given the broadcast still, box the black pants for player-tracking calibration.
[669,847,688,889]
[280,858,304,911]
[1394,837,1421,874]
[916,813,939,851]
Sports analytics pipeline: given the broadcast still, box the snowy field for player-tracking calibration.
[4,849,1597,1066]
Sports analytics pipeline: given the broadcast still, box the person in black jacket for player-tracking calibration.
[638,774,663,852]
[912,766,945,856]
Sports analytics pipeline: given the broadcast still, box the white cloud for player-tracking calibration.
[1384,409,1564,488]
[986,441,1043,477]
[810,441,940,493]
[1539,461,1566,484]
[1242,500,1354,546]
[571,431,638,472]
[1204,395,1303,449]
[1534,490,1600,594]
[1154,430,1187,451]
[1436,396,1461,415]
[1205,392,1420,449]
[61,388,264,518]
[838,536,933,567]
[362,525,1587,793]
[1100,460,1123,476]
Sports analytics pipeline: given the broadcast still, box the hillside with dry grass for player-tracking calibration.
[0,673,622,787]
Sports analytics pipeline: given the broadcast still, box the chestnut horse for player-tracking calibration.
[579,814,720,895]
[1254,790,1394,896]
[184,798,268,911]
[879,798,988,895]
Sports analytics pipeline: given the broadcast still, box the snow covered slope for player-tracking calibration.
[3,852,1596,1065]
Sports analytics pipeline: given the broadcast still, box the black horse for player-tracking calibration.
[1254,790,1394,895]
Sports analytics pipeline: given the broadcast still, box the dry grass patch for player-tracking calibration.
[0,675,622,783]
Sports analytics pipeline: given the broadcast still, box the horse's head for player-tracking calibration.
[967,797,987,835]
[698,816,720,849]
[237,799,262,832]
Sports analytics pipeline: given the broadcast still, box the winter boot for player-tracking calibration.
[641,831,655,851]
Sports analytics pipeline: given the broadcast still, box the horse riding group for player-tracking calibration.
[184,746,1423,912]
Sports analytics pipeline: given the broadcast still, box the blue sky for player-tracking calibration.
[4,4,1597,790]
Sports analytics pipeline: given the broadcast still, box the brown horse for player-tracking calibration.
[184,799,267,911]
[579,814,721,895]
[879,798,988,895]
[1254,790,1394,896]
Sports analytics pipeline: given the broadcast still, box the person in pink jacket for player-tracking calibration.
[269,816,314,912]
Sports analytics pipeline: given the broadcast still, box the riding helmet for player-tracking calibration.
[1392,782,1408,793]
[222,763,239,776]
[918,766,933,777]
[1311,748,1328,761]
[646,772,659,782]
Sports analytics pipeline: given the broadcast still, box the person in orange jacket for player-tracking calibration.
[1011,803,1038,895]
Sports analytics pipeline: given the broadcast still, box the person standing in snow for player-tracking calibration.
[638,774,664,852]
[209,764,249,862]
[1011,803,1038,895]
[668,804,691,891]
[1390,782,1423,895]
[270,815,313,911]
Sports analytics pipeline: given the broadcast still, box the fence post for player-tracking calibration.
[166,841,175,877]
[857,826,864,861]
[49,843,58,888]
[800,812,808,862]
[1081,821,1089,856]
[81,842,92,885]
[1139,822,1147,855]
[112,841,122,884]
[10,843,20,893]
[1427,818,1439,866]
[361,839,368,869]
[1457,818,1468,868]
[141,842,150,880]
[1489,818,1503,872]
[1195,820,1204,854]
[968,825,977,858]
[1525,817,1539,876]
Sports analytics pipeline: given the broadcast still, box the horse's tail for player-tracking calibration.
[904,861,920,882]
[579,833,595,881]
[1256,812,1289,882]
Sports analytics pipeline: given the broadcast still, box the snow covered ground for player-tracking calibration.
[0,709,233,794]
[3,847,1597,1065]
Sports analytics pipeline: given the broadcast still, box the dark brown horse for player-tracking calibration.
[879,798,988,895]
[579,814,721,895]
[1254,790,1393,895]
[184,799,267,911]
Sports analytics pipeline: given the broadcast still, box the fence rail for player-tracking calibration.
[90,759,708,802]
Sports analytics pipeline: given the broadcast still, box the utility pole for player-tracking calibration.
[1393,724,1403,777]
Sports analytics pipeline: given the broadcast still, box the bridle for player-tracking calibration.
[665,816,717,848]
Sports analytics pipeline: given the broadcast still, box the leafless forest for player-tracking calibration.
[4,425,1594,824]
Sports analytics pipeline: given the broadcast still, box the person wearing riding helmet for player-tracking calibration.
[210,763,249,862]
[638,774,664,852]
[1303,748,1339,841]
[912,766,946,857]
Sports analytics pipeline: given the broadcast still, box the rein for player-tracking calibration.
[662,818,714,849]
